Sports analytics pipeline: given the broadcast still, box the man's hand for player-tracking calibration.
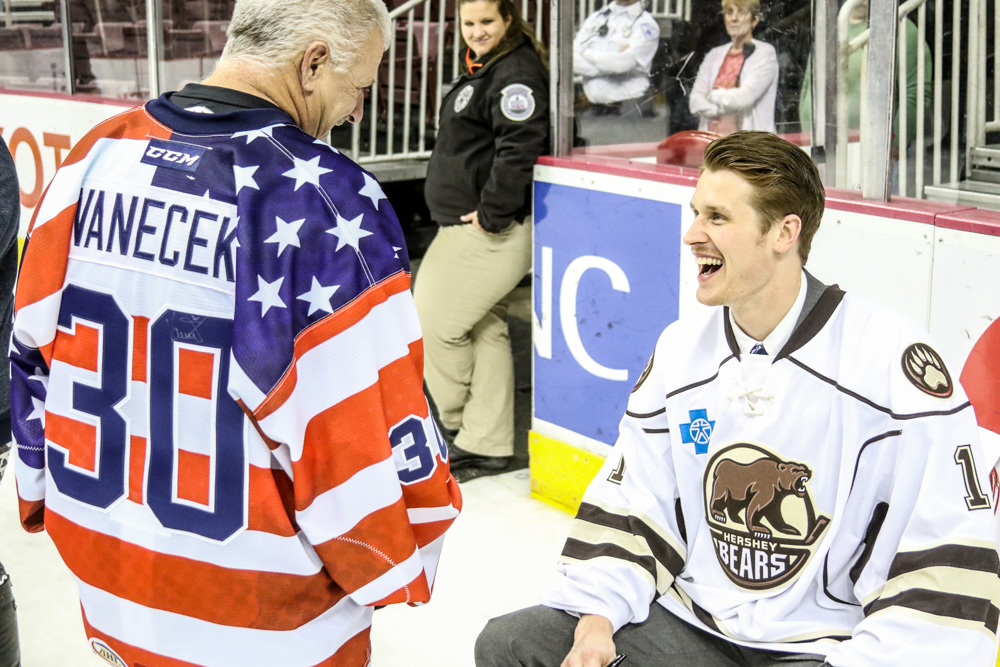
[460,210,497,236]
[561,615,617,667]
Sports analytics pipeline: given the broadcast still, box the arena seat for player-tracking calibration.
[656,130,721,168]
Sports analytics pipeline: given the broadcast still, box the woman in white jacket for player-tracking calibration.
[689,0,778,134]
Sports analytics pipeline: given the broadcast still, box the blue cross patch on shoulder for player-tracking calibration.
[680,409,714,454]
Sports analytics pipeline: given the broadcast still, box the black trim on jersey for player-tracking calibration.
[168,83,281,113]
[776,284,846,360]
[722,309,740,358]
[562,538,658,582]
[642,427,671,434]
[575,503,686,577]
[665,354,736,400]
[720,274,841,361]
[822,500,889,606]
[850,502,889,584]
[785,634,853,645]
[674,499,687,544]
[688,597,723,634]
[785,357,974,420]
[888,544,1000,579]
[850,431,903,491]
[864,589,1000,633]
[626,407,666,419]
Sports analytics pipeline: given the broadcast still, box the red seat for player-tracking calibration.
[656,130,721,168]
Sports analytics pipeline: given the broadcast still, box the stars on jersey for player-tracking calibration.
[297,277,340,316]
[248,275,286,316]
[265,216,305,256]
[233,165,260,194]
[27,396,45,425]
[219,122,410,392]
[328,213,372,252]
[359,173,387,210]
[282,155,332,191]
[232,124,283,144]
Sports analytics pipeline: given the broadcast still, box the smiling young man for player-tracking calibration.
[10,0,461,665]
[476,131,1000,667]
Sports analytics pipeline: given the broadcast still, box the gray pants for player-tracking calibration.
[475,605,827,667]
[0,563,19,667]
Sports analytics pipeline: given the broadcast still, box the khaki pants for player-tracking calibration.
[413,220,532,457]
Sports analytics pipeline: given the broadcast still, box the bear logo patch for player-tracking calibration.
[704,443,830,590]
[901,343,953,398]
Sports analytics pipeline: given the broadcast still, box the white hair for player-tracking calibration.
[221,0,391,71]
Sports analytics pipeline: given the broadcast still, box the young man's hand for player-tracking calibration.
[561,615,617,667]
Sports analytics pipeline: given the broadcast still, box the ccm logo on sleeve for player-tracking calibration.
[141,139,207,173]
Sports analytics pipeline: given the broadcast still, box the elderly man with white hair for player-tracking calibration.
[9,0,462,665]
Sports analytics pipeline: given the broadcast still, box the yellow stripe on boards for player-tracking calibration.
[529,431,605,514]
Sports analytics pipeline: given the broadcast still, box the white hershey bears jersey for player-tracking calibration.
[543,282,1000,666]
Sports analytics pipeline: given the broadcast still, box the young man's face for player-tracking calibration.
[684,168,787,314]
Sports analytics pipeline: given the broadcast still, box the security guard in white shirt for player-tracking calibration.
[573,0,660,109]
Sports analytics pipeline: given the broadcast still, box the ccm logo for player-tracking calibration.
[141,139,206,172]
[145,146,200,165]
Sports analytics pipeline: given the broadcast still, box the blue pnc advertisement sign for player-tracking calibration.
[533,180,683,446]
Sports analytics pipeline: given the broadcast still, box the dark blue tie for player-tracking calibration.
[750,343,767,355]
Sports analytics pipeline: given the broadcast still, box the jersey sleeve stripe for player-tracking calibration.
[314,500,428,597]
[76,576,372,666]
[346,547,424,606]
[407,505,461,524]
[417,534,446,592]
[887,543,1000,578]
[863,588,1000,634]
[246,464,299,536]
[873,566,1000,613]
[14,206,74,316]
[575,501,686,576]
[278,353,428,505]
[43,492,322,575]
[295,457,403,544]
[254,275,418,421]
[14,466,45,533]
[46,509,345,630]
[560,537,659,585]
[57,108,169,171]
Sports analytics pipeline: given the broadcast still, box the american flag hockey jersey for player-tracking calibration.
[10,96,462,667]
[542,282,1000,666]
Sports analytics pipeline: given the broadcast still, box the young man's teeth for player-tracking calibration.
[697,258,722,266]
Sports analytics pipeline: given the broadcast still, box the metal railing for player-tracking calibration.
[834,0,1000,198]
[349,0,546,165]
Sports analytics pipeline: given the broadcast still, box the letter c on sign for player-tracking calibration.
[559,255,630,381]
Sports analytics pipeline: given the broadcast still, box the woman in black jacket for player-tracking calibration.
[415,0,548,474]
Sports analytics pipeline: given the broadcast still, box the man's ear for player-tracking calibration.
[773,213,802,256]
[300,41,330,93]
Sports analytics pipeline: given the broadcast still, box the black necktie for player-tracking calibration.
[750,343,767,355]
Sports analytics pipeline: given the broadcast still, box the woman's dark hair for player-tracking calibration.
[457,0,548,68]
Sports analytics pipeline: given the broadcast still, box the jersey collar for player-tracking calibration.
[723,270,845,360]
[145,93,295,136]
